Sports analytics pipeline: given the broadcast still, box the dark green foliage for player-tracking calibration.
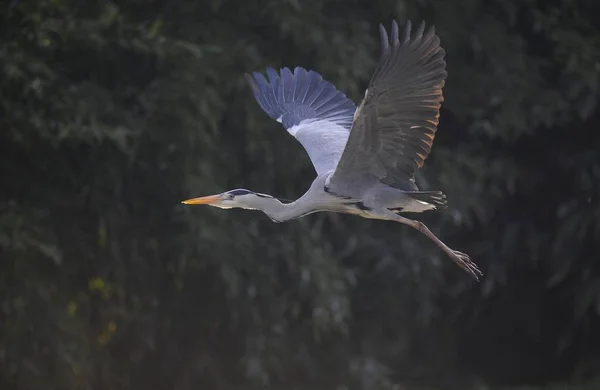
[1,0,599,389]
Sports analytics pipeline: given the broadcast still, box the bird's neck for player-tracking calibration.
[243,195,318,223]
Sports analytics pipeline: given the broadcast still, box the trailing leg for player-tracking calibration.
[392,214,483,280]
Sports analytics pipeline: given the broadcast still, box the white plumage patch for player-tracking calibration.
[291,119,350,174]
[287,123,301,136]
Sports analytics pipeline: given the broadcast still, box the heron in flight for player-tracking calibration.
[182,20,482,280]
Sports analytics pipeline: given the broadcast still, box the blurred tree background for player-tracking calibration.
[1,0,599,389]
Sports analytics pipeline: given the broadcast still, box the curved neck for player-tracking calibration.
[241,175,336,222]
[243,195,318,222]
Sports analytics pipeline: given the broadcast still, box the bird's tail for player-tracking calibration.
[405,190,448,211]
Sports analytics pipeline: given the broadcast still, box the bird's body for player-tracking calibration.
[233,173,437,223]
[183,20,483,280]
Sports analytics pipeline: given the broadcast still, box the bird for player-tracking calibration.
[182,20,483,280]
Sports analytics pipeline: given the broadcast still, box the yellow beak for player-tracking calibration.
[181,194,222,205]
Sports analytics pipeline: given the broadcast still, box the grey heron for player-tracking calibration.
[182,20,483,280]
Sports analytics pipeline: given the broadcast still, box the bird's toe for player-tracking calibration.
[450,250,483,281]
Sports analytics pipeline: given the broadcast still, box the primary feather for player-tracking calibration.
[327,20,447,196]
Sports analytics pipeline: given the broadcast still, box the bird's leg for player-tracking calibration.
[391,215,483,281]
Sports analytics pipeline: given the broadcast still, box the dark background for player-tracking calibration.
[1,0,599,389]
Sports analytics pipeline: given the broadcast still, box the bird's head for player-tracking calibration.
[181,189,276,210]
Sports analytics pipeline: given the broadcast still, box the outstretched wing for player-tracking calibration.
[245,67,356,175]
[327,20,447,195]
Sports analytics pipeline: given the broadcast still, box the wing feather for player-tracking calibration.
[245,67,357,175]
[327,20,447,195]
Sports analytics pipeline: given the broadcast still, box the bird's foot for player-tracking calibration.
[449,250,483,281]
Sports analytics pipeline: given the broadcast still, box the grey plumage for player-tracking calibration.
[245,66,355,175]
[183,20,483,280]
[328,20,446,195]
[245,67,356,130]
